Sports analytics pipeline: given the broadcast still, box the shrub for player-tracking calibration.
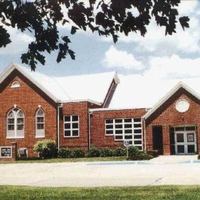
[33,139,57,159]
[128,146,153,160]
[58,148,72,158]
[87,147,101,157]
[72,149,85,158]
[147,150,159,158]
[113,147,126,156]
[100,148,114,157]
[138,152,153,160]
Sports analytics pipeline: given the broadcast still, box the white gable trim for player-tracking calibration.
[113,72,120,84]
[62,99,101,106]
[0,64,60,103]
[144,81,200,119]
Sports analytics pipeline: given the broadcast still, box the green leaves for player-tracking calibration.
[71,26,78,34]
[0,26,11,48]
[56,36,75,63]
[0,0,190,70]
[179,16,190,30]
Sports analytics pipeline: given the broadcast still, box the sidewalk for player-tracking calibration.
[150,155,198,164]
[0,159,200,187]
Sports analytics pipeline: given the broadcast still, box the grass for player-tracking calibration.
[0,156,126,164]
[0,185,200,200]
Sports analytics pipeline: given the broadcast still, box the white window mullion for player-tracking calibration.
[7,108,24,139]
[70,116,73,137]
[14,112,17,138]
[122,119,125,141]
[36,108,45,138]
[64,115,79,138]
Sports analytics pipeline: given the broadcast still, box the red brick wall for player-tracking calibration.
[0,70,57,157]
[146,88,200,155]
[60,102,91,149]
[90,108,146,148]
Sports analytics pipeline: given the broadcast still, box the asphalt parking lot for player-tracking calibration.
[0,158,200,187]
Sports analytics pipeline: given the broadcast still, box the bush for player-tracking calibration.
[113,147,126,156]
[33,139,57,159]
[128,146,153,160]
[147,150,159,158]
[100,148,114,157]
[58,148,72,158]
[87,147,101,157]
[72,149,85,158]
[58,148,85,158]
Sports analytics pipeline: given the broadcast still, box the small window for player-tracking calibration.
[35,108,45,138]
[64,115,79,137]
[18,148,28,158]
[11,81,21,88]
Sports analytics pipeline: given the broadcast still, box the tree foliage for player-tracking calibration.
[0,0,189,70]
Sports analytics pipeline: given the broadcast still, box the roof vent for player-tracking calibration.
[11,81,21,88]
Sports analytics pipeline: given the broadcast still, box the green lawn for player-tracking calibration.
[1,156,126,164]
[0,186,200,200]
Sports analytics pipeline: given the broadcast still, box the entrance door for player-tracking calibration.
[152,126,163,155]
[174,131,196,155]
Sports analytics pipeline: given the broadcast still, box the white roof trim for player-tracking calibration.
[62,99,102,106]
[113,72,120,84]
[144,81,200,119]
[90,107,146,113]
[0,64,60,103]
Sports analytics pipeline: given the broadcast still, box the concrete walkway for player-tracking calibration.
[151,155,198,163]
[0,158,200,187]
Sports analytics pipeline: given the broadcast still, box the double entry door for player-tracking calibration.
[174,130,196,155]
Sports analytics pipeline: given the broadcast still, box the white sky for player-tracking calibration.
[0,0,199,84]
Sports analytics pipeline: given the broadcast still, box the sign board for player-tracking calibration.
[123,140,131,147]
[0,146,12,158]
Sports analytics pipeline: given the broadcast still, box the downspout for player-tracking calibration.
[57,103,63,150]
[88,111,92,150]
[143,117,147,152]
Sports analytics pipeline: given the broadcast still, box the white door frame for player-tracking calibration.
[174,130,197,155]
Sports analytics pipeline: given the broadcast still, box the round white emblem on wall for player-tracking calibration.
[175,99,190,113]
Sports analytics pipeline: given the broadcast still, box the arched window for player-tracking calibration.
[7,108,24,138]
[11,81,21,88]
[35,108,45,138]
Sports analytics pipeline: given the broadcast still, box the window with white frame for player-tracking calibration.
[105,118,143,150]
[10,80,21,88]
[7,108,24,138]
[64,115,79,137]
[35,108,45,138]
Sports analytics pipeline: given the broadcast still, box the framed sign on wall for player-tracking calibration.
[0,146,12,158]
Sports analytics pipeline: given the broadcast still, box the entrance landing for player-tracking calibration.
[151,155,198,164]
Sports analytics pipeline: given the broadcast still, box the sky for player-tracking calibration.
[0,0,200,83]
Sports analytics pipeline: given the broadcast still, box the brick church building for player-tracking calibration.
[0,64,200,157]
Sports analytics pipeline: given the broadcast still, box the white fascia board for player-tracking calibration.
[61,99,102,106]
[89,107,146,113]
[113,72,120,84]
[143,81,200,119]
[0,64,60,103]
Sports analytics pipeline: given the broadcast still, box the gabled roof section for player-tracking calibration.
[0,64,118,105]
[144,81,200,119]
[52,71,119,105]
[0,64,59,102]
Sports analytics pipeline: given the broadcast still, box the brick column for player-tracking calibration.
[145,125,153,152]
[11,142,17,161]
[163,125,171,155]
